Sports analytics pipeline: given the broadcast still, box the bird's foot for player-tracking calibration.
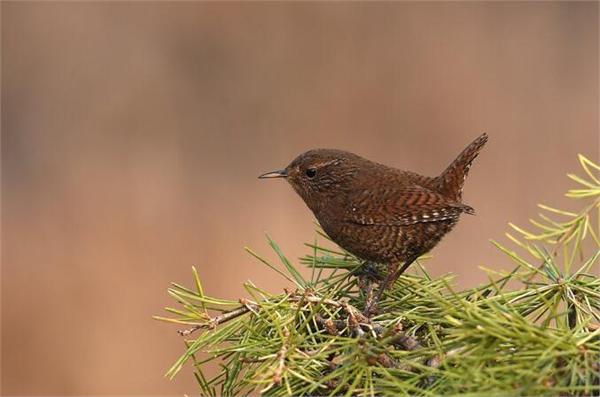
[359,279,382,317]
[357,261,394,317]
[363,300,380,317]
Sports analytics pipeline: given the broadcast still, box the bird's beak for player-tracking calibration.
[258,169,287,179]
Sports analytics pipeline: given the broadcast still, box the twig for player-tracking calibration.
[273,328,290,385]
[177,290,363,337]
[260,327,292,394]
[177,304,255,336]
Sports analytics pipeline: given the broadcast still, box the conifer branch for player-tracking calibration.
[157,154,600,396]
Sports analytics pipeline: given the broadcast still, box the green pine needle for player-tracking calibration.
[157,155,600,396]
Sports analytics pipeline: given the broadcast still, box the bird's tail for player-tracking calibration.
[434,133,488,203]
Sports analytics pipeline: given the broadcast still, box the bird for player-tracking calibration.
[259,133,488,309]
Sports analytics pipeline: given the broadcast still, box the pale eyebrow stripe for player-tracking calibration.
[314,159,341,168]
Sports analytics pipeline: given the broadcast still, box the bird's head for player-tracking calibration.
[259,149,362,210]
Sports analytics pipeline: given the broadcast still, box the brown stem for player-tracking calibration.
[177,304,255,336]
[272,328,290,385]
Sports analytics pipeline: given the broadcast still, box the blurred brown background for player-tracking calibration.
[2,2,598,395]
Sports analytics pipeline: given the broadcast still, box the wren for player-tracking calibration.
[259,133,488,305]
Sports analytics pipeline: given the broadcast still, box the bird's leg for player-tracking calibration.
[357,262,379,316]
[363,261,398,316]
[358,275,376,316]
[365,256,419,316]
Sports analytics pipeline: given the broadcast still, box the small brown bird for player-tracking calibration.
[259,133,488,305]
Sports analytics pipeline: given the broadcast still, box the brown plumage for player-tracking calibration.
[259,133,488,305]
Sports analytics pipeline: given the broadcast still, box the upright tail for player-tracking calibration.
[434,133,488,203]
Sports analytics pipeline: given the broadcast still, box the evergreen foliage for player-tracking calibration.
[156,155,600,396]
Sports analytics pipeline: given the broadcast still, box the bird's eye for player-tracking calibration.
[305,168,317,178]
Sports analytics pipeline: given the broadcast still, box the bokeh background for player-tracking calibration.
[2,1,598,395]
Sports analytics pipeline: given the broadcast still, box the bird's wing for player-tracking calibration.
[344,185,472,227]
